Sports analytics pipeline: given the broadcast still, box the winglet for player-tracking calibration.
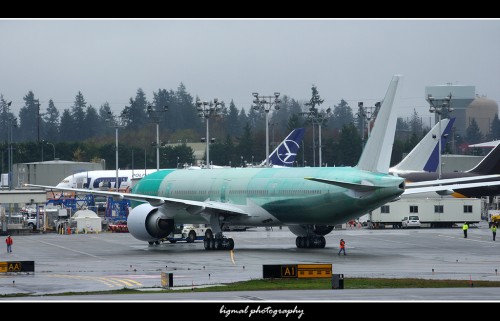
[356,75,402,173]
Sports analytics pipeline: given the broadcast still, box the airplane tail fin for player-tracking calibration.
[391,117,455,173]
[356,75,402,173]
[262,128,305,166]
[467,143,500,174]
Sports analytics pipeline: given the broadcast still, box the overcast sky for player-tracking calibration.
[1,19,499,121]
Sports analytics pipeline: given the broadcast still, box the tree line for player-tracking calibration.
[2,83,499,173]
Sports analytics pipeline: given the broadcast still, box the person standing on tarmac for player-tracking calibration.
[492,224,497,241]
[463,222,468,238]
[338,239,346,256]
[5,235,13,253]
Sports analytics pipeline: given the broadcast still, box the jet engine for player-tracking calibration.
[288,225,334,237]
[127,203,175,242]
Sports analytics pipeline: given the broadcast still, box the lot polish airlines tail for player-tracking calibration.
[390,117,455,174]
[261,128,305,167]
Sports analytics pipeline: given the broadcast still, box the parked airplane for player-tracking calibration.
[401,141,500,198]
[55,128,306,191]
[30,75,500,250]
[390,117,455,174]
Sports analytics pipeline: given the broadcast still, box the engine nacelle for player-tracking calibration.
[288,225,334,237]
[127,203,175,242]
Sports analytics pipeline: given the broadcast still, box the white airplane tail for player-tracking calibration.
[356,75,402,173]
[390,118,455,174]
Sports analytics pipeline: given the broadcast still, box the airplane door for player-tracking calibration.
[220,183,228,203]
[162,183,173,197]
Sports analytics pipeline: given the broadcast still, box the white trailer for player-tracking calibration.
[369,197,482,228]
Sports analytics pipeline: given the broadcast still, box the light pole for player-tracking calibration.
[5,101,16,190]
[106,110,128,192]
[301,106,332,167]
[196,98,224,168]
[147,105,168,171]
[252,92,281,167]
[41,140,55,161]
[46,142,55,160]
[428,93,453,180]
[356,102,380,149]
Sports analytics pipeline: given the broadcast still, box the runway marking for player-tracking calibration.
[438,235,498,245]
[239,295,264,301]
[47,274,143,288]
[35,240,102,259]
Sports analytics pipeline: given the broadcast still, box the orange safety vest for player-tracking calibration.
[340,240,345,248]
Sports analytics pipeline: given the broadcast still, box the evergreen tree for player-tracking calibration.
[174,83,199,132]
[331,99,354,130]
[71,91,87,141]
[152,88,171,135]
[159,144,195,168]
[225,100,240,138]
[43,99,60,143]
[125,88,148,130]
[489,113,500,140]
[336,123,362,166]
[307,85,324,109]
[287,113,301,131]
[98,102,114,137]
[83,105,100,140]
[18,91,41,142]
[466,118,483,144]
[0,96,16,143]
[408,109,424,137]
[247,106,262,130]
[59,109,75,142]
[237,123,256,165]
[238,108,248,128]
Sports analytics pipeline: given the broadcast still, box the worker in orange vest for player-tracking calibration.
[338,239,346,256]
[5,235,13,253]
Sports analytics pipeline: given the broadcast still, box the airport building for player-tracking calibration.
[9,159,104,188]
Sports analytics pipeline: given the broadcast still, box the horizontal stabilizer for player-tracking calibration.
[404,180,500,195]
[405,174,500,187]
[304,177,380,192]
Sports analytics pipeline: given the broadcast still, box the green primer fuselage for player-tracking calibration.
[132,167,404,226]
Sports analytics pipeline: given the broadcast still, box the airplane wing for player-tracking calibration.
[25,184,249,216]
[405,174,500,187]
[404,180,500,195]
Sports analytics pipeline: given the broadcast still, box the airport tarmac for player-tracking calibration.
[1,224,499,301]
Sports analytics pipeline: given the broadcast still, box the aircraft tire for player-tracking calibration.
[204,238,211,250]
[319,236,326,248]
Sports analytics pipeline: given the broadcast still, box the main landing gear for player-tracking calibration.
[295,236,326,248]
[203,229,235,251]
